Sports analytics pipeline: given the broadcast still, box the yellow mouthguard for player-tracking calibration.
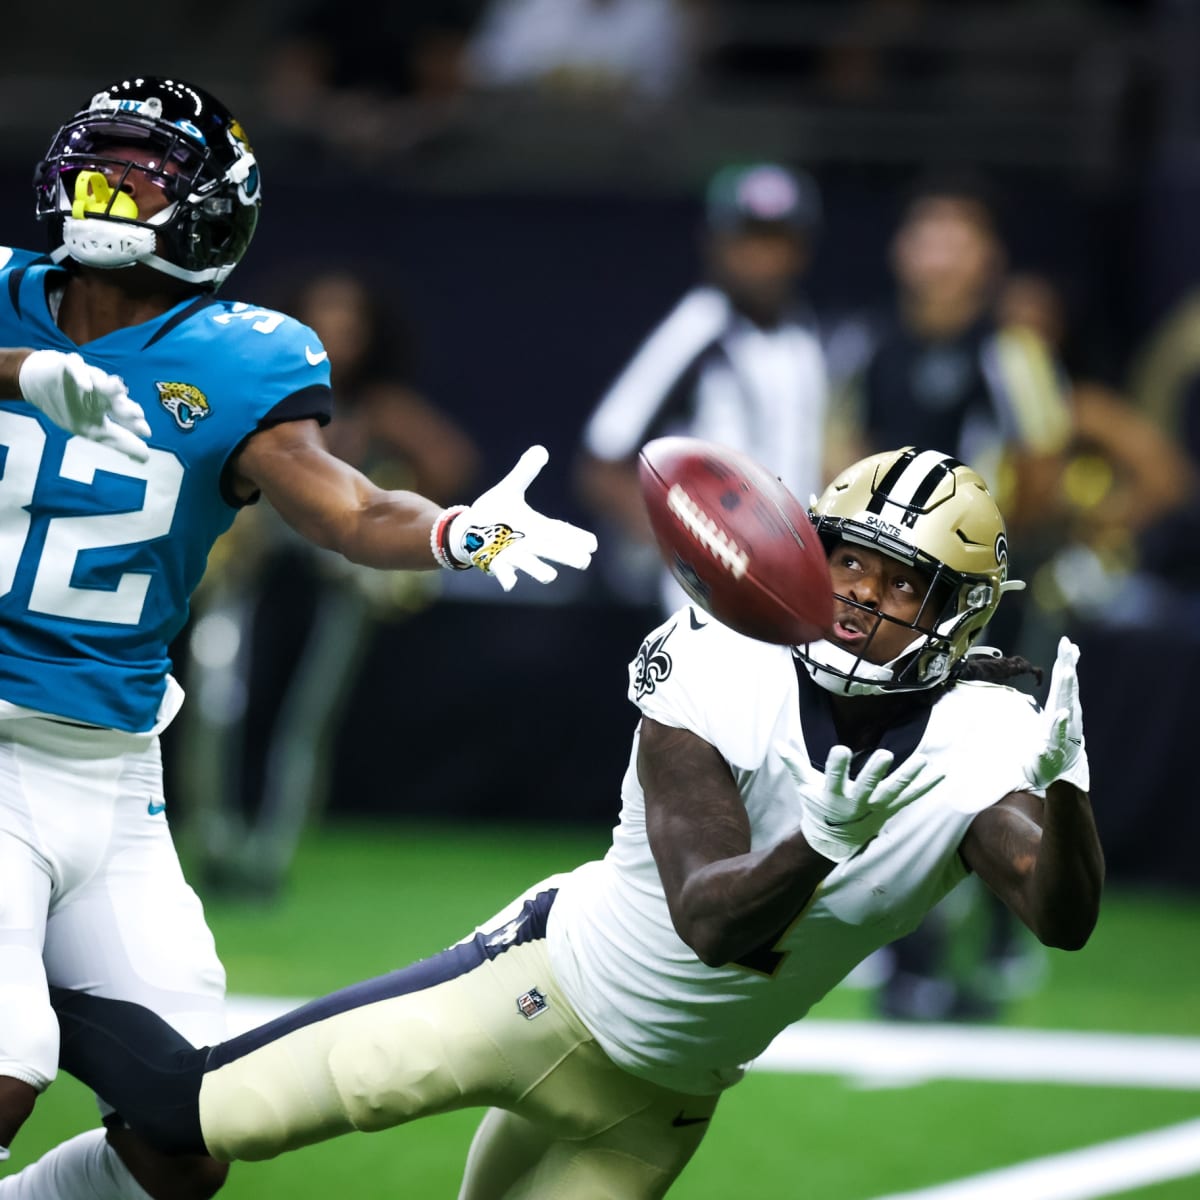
[72,171,139,220]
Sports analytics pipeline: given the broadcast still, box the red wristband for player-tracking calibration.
[430,505,470,570]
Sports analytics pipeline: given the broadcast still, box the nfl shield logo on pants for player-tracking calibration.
[516,987,548,1019]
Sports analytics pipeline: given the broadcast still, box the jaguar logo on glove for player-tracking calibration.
[463,522,525,573]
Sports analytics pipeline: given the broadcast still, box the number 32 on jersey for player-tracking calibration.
[0,411,182,625]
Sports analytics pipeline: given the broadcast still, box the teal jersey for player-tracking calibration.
[0,248,333,731]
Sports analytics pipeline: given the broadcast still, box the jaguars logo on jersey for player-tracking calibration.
[156,381,211,430]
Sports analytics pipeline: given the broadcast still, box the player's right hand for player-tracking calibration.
[441,445,597,591]
[18,349,151,463]
[800,746,944,863]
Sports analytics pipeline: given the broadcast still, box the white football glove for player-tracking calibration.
[800,746,945,863]
[19,349,151,463]
[446,445,597,591]
[1024,636,1090,793]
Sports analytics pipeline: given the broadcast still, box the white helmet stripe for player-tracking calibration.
[866,448,959,523]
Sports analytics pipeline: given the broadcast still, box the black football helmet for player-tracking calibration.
[33,76,261,289]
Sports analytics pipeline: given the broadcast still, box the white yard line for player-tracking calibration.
[753,1019,1200,1090]
[226,994,301,1033]
[868,1118,1200,1200]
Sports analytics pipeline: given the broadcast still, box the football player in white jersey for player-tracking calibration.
[47,446,1102,1198]
[0,76,595,1200]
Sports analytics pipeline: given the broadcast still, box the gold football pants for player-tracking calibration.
[200,886,718,1198]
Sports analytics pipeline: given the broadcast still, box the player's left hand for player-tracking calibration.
[18,349,152,463]
[445,445,598,591]
[1023,636,1090,793]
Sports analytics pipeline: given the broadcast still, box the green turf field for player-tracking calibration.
[6,820,1199,1198]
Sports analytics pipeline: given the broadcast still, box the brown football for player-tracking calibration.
[638,436,834,645]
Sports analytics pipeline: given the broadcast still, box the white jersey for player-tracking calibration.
[546,607,1046,1095]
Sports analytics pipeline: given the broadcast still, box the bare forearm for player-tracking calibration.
[281,484,445,570]
[242,425,448,571]
[1027,782,1105,949]
[0,348,33,396]
[643,720,836,967]
[676,834,834,967]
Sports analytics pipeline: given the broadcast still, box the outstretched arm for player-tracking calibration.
[230,417,443,569]
[961,783,1103,950]
[641,719,833,967]
[232,421,596,589]
[640,719,943,966]
[960,637,1104,949]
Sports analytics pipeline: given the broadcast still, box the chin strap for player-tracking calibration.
[56,217,156,271]
[966,644,1003,659]
[54,221,229,286]
[797,637,902,696]
[799,621,961,696]
[55,190,231,286]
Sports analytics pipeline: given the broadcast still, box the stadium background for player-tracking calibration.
[2,3,1198,1196]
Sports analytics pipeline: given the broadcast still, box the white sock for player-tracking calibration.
[0,1129,154,1199]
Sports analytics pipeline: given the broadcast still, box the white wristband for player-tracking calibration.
[430,505,469,570]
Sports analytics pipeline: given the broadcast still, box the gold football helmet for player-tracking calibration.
[796,446,1024,694]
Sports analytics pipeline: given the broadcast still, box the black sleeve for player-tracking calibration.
[220,383,335,508]
[259,382,334,429]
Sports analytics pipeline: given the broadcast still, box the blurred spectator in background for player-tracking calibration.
[832,169,1074,652]
[1124,286,1200,609]
[261,0,488,162]
[1129,287,1200,470]
[814,0,943,104]
[996,270,1197,629]
[576,161,831,611]
[863,265,1196,1020]
[260,0,706,165]
[179,268,481,897]
[465,0,706,102]
[1068,280,1200,890]
[831,170,1077,1022]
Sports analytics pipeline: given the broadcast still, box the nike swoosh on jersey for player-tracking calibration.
[671,1112,711,1128]
[147,801,166,816]
[688,609,707,631]
[305,345,329,365]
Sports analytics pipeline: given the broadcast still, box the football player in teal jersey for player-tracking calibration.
[0,76,594,1200]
